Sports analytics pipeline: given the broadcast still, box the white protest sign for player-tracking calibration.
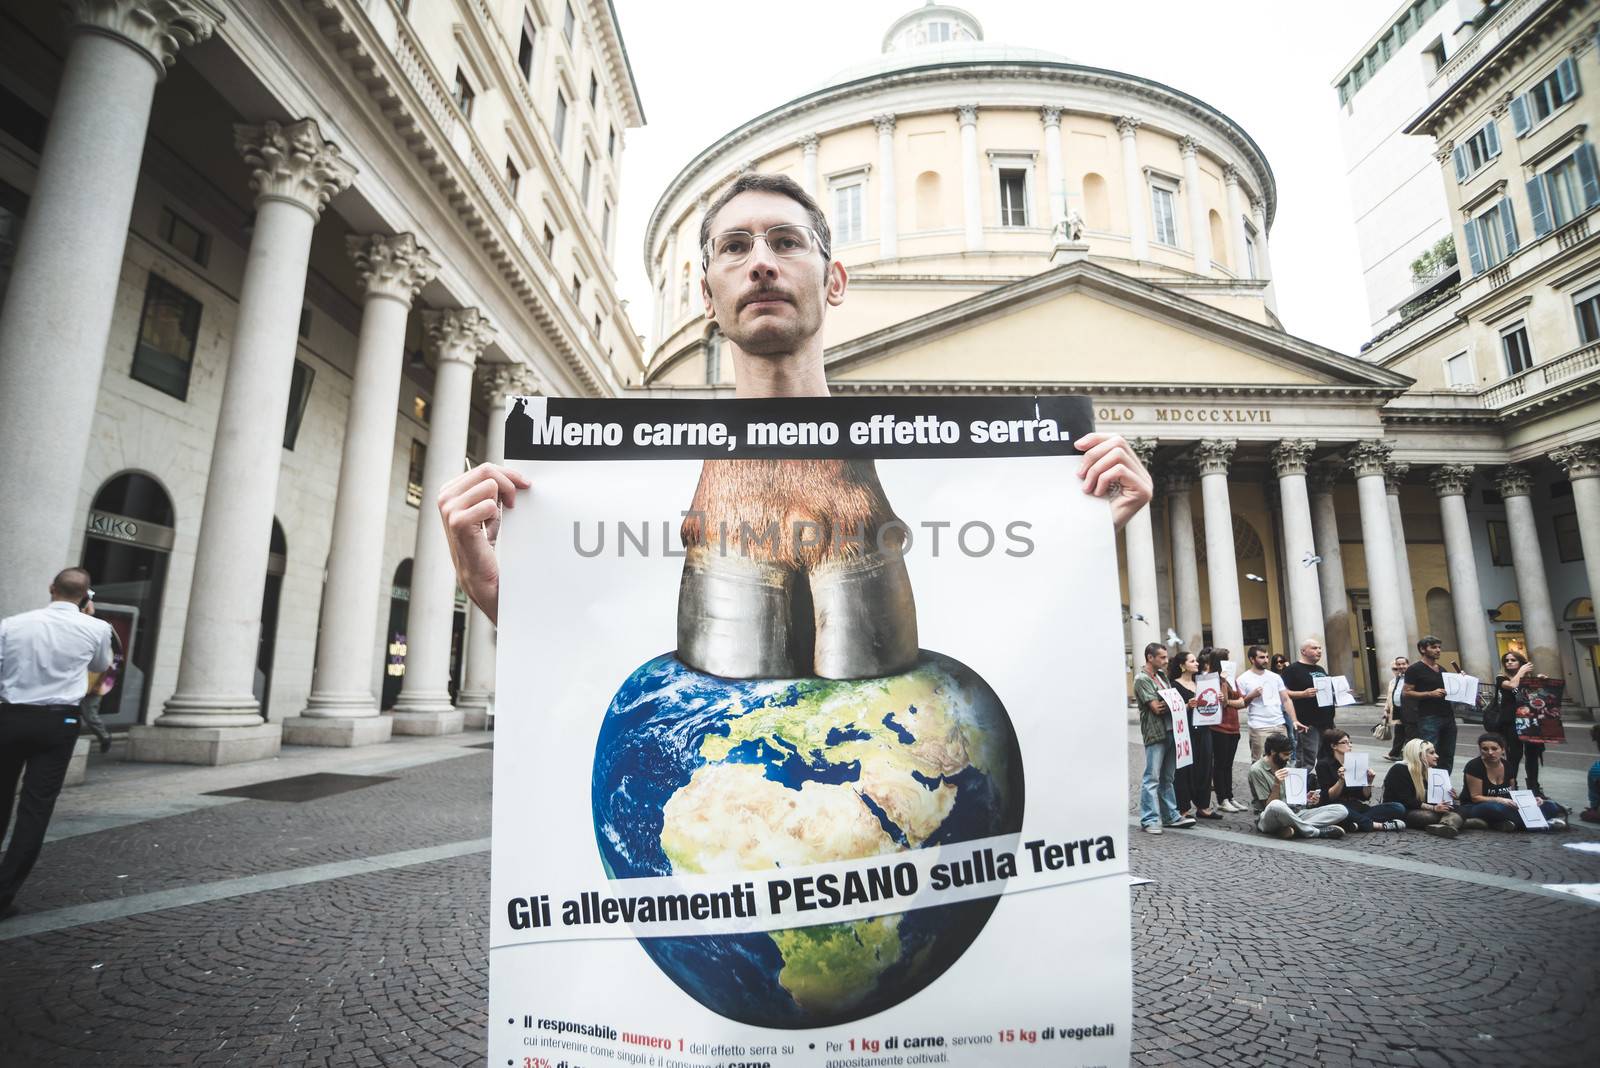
[1343,751,1369,788]
[1443,672,1479,705]
[1283,767,1308,806]
[1164,689,1193,769]
[1510,789,1548,829]
[1314,676,1337,708]
[1220,660,1237,687]
[1331,676,1358,706]
[1193,673,1223,727]
[492,395,1132,1067]
[1427,768,1453,805]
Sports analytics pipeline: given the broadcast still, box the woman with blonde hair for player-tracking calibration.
[1381,738,1466,837]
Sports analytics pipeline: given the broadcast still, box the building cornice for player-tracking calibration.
[642,59,1277,272]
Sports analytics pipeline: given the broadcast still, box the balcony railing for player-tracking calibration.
[1479,340,1600,409]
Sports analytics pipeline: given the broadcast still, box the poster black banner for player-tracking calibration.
[503,394,1097,461]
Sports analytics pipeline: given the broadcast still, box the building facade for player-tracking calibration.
[642,2,1598,712]
[0,0,643,763]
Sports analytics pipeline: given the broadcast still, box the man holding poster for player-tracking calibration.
[437,173,1151,1066]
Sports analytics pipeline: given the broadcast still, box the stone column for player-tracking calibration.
[800,133,819,200]
[1349,441,1408,672]
[0,0,220,618]
[1115,116,1148,260]
[1384,462,1421,646]
[1554,444,1600,629]
[1196,439,1242,656]
[874,114,897,260]
[391,309,496,734]
[1040,106,1067,229]
[1308,465,1354,683]
[1179,136,1211,273]
[1163,466,1203,651]
[1272,440,1326,650]
[1123,439,1160,655]
[286,234,439,747]
[958,105,983,251]
[1224,165,1251,276]
[1497,466,1560,671]
[1251,198,1278,312]
[457,363,540,729]
[1430,464,1495,679]
[689,193,709,311]
[130,120,354,766]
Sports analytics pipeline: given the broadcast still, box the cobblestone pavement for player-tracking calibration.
[1,725,1597,1067]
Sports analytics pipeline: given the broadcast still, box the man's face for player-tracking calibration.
[1148,647,1168,672]
[1393,658,1409,675]
[1250,650,1268,669]
[1422,641,1442,660]
[1269,747,1289,768]
[1301,641,1322,663]
[701,191,844,356]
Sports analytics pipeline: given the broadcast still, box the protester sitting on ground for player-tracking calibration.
[1315,729,1406,831]
[1201,647,1248,813]
[1460,732,1566,831]
[1496,650,1549,800]
[1382,738,1465,837]
[1248,733,1347,840]
[1583,723,1600,824]
[1170,650,1219,821]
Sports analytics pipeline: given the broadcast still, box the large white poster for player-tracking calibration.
[490,396,1131,1068]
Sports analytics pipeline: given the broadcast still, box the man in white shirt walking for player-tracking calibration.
[0,567,113,918]
[1236,644,1305,762]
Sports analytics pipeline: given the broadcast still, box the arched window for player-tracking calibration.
[1208,210,1228,270]
[1081,173,1109,231]
[915,170,943,230]
[1425,587,1458,649]
[1566,597,1594,620]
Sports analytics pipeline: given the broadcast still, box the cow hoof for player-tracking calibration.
[810,549,918,679]
[677,547,808,679]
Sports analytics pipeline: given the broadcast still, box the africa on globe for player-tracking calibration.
[592,650,1023,1029]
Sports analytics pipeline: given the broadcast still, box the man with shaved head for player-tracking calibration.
[0,567,114,918]
[1279,637,1329,770]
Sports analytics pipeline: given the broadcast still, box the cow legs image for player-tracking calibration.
[677,459,918,680]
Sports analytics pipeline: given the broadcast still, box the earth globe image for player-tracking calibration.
[592,649,1024,1029]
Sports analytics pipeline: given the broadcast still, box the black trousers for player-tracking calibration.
[0,704,81,906]
[1175,725,1215,812]
[1211,730,1241,802]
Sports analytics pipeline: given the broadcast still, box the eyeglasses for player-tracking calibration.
[704,224,823,268]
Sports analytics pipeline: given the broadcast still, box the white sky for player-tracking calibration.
[610,0,1405,358]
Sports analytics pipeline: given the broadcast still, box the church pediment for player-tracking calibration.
[824,260,1413,392]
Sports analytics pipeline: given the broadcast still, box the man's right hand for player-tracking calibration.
[437,462,530,625]
[1274,768,1289,782]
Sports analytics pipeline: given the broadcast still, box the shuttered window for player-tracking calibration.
[1511,58,1581,136]
[1527,143,1600,236]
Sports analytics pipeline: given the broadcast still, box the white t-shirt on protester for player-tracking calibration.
[1237,669,1287,731]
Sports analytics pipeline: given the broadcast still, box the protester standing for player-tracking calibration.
[0,568,113,919]
[1170,650,1219,820]
[1404,636,1457,772]
[1133,643,1192,834]
[1280,638,1330,769]
[1383,655,1411,761]
[1202,647,1247,813]
[1238,645,1303,762]
[1494,649,1552,799]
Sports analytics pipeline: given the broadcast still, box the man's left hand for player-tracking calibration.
[1074,432,1153,532]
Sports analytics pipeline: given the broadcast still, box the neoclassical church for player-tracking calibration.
[639,2,1600,711]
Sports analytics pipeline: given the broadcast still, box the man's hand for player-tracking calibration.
[1274,768,1289,782]
[1292,719,1308,733]
[1074,432,1153,532]
[437,462,530,625]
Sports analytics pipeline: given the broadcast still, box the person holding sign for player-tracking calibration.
[1315,729,1406,831]
[1169,651,1219,821]
[435,171,1152,630]
[1495,650,1550,800]
[1403,636,1458,772]
[1279,638,1329,770]
[1459,733,1566,831]
[1134,643,1192,834]
[1247,734,1347,839]
[1200,648,1248,812]
[1238,646,1304,762]
[1381,739,1465,837]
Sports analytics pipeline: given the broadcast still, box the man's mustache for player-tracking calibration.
[738,289,793,310]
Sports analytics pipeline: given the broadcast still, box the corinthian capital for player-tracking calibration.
[1271,439,1317,478]
[423,308,495,369]
[1552,443,1600,480]
[1040,106,1063,128]
[1383,461,1410,494]
[956,104,979,127]
[1307,463,1342,495]
[1496,464,1533,499]
[798,132,819,154]
[1428,464,1474,497]
[235,118,356,218]
[480,362,541,403]
[1193,438,1236,476]
[1114,115,1142,137]
[1179,134,1202,159]
[1346,440,1393,478]
[873,113,897,136]
[1129,437,1158,467]
[347,233,438,305]
[64,0,222,76]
